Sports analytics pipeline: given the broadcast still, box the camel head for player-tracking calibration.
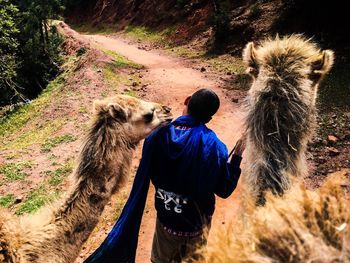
[241,36,335,205]
[93,95,172,142]
[243,35,334,107]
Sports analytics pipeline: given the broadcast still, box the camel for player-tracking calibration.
[203,170,350,263]
[198,36,343,263]
[0,95,172,263]
[242,35,334,205]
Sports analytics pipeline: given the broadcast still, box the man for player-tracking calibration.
[143,88,245,263]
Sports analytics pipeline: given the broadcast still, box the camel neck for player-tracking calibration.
[48,118,133,262]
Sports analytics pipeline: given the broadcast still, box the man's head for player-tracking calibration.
[184,88,220,123]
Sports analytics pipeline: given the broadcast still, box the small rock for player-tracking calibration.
[97,69,102,73]
[331,114,337,119]
[318,156,326,164]
[15,196,23,204]
[327,135,338,144]
[123,88,131,92]
[200,67,206,72]
[132,82,138,87]
[314,137,323,144]
[327,147,340,156]
[231,98,239,103]
[227,71,232,75]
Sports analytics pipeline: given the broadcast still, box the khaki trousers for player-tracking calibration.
[151,219,208,263]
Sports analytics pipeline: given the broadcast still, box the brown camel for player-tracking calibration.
[243,35,334,205]
[0,95,172,263]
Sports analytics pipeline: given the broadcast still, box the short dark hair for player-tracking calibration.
[188,88,220,123]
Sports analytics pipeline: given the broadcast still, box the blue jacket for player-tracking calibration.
[148,115,241,231]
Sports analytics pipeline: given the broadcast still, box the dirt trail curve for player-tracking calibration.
[83,34,245,262]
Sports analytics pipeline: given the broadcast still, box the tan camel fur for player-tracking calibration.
[0,95,172,263]
[243,35,334,205]
[203,169,350,263]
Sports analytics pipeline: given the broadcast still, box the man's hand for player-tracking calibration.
[233,138,246,156]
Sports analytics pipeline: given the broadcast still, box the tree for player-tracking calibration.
[0,0,22,105]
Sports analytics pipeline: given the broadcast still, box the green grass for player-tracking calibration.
[72,23,117,35]
[5,119,65,150]
[102,63,141,92]
[206,55,246,74]
[125,25,176,43]
[0,57,78,150]
[97,48,143,92]
[125,90,137,97]
[101,49,143,69]
[16,185,61,215]
[41,134,77,153]
[0,161,32,183]
[46,160,74,186]
[102,63,122,92]
[0,194,15,208]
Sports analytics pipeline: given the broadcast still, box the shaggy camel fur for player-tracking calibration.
[204,169,350,263]
[243,35,334,205]
[199,37,344,263]
[0,95,172,263]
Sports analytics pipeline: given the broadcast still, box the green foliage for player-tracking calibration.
[0,161,32,182]
[41,134,77,153]
[0,194,15,208]
[209,0,231,47]
[0,0,20,105]
[0,0,65,106]
[0,59,75,151]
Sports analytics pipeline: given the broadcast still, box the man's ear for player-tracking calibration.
[184,96,191,106]
[243,42,258,76]
[309,50,334,82]
[107,103,127,122]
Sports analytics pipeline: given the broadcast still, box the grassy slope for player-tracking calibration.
[0,42,142,216]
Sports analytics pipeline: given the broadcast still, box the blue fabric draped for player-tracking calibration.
[84,116,228,263]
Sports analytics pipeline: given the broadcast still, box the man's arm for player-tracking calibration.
[214,139,245,199]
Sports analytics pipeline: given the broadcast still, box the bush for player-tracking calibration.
[209,0,231,47]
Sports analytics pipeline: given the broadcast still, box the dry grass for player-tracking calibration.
[202,172,350,263]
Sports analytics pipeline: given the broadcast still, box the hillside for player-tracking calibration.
[67,0,350,58]
[0,2,349,262]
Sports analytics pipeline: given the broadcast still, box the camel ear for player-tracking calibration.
[107,103,127,122]
[243,42,258,76]
[93,99,104,113]
[310,50,334,81]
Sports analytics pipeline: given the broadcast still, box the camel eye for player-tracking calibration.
[143,111,154,123]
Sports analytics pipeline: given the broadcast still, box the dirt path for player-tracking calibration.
[83,34,245,262]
